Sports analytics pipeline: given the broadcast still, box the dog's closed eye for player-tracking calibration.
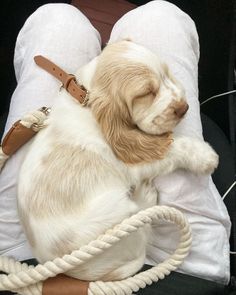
[134,90,156,100]
[132,80,159,106]
[131,92,156,115]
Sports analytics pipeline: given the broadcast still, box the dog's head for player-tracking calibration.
[86,41,188,164]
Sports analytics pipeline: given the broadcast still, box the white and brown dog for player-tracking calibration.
[18,41,218,281]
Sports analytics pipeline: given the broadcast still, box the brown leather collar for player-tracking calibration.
[34,55,89,106]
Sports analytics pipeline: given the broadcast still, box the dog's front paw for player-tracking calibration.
[198,148,219,174]
[132,180,158,209]
[190,141,219,175]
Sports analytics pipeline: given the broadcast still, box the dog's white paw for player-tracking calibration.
[198,149,219,174]
[190,142,219,175]
[132,180,158,209]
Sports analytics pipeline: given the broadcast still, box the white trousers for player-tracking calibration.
[0,1,231,284]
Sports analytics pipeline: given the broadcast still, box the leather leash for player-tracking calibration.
[1,120,37,156]
[34,55,89,106]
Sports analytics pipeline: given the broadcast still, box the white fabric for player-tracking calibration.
[0,0,231,285]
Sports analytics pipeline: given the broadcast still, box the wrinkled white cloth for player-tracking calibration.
[0,0,231,285]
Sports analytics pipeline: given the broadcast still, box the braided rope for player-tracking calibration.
[0,108,49,172]
[20,108,49,132]
[0,205,192,295]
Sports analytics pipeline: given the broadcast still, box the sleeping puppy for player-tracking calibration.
[18,41,218,281]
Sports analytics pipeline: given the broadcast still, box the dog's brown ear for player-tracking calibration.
[91,94,173,164]
[110,125,173,164]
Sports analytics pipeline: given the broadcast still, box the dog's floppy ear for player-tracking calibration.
[91,93,173,165]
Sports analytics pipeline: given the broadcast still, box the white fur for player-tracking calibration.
[18,41,218,281]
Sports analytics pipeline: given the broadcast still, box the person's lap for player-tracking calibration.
[0,0,231,288]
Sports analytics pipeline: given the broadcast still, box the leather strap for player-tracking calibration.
[1,121,36,156]
[42,274,89,295]
[34,55,88,106]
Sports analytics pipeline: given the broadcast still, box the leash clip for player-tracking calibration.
[81,90,89,107]
[39,107,51,116]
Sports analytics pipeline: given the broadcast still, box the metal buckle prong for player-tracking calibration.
[81,91,89,107]
[39,107,51,116]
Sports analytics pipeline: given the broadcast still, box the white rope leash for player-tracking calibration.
[20,109,49,132]
[0,205,192,295]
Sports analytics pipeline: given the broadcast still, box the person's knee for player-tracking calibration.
[35,3,75,14]
[33,3,84,24]
[112,0,197,36]
[142,1,194,25]
[144,1,185,15]
[25,3,98,37]
[110,0,198,58]
[16,3,101,59]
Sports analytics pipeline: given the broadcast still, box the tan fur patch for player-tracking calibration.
[20,145,116,219]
